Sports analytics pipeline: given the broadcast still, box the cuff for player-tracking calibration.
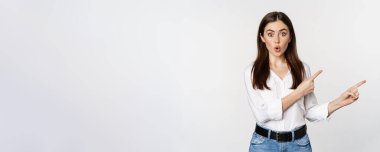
[321,102,332,121]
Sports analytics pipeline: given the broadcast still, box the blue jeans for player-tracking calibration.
[248,131,312,152]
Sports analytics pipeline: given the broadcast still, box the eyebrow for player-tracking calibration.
[265,28,288,32]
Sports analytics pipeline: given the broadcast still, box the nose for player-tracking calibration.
[274,34,280,44]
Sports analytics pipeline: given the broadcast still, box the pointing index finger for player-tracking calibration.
[310,70,323,80]
[354,80,367,88]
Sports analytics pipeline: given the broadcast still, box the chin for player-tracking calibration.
[271,51,284,57]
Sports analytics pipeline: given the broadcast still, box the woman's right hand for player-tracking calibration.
[295,70,323,97]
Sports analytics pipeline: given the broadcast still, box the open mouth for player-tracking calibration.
[274,46,281,52]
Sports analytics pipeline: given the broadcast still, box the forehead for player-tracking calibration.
[264,20,289,32]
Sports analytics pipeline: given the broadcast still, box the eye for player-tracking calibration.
[267,33,273,37]
[281,32,287,36]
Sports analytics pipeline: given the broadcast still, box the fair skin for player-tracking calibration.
[260,20,366,116]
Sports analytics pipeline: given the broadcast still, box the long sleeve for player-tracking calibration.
[244,62,329,131]
[304,92,329,121]
[244,65,283,123]
[303,63,329,122]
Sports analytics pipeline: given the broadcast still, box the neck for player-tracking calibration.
[269,54,287,68]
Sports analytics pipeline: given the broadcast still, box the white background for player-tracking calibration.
[1,0,379,151]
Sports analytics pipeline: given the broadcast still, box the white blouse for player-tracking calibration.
[244,62,329,131]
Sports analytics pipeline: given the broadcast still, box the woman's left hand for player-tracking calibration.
[337,80,366,107]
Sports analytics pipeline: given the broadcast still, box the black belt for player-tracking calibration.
[255,124,307,142]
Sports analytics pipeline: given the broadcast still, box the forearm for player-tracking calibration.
[281,90,303,112]
[327,99,344,117]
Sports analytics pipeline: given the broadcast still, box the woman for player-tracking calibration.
[244,11,366,152]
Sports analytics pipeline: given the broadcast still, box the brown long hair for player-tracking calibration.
[251,11,305,90]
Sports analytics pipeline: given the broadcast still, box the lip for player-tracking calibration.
[274,46,281,52]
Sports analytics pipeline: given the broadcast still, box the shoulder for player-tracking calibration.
[244,62,254,74]
[244,62,254,80]
[302,61,310,71]
[301,61,311,77]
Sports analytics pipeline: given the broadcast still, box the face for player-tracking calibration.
[260,20,291,58]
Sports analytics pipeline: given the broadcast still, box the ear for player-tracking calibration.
[260,33,266,43]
